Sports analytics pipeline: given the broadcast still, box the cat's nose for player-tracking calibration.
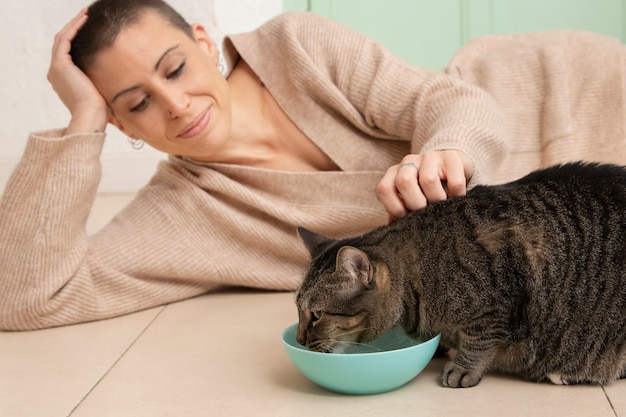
[296,325,306,345]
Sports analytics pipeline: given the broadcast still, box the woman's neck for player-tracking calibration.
[220,59,339,172]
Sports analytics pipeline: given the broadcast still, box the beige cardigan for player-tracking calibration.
[0,12,624,330]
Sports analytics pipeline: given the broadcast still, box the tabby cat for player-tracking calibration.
[295,162,626,388]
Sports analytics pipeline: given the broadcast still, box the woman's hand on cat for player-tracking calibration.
[376,150,474,220]
[47,8,109,134]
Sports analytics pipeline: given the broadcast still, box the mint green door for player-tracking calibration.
[295,0,464,69]
[284,0,626,69]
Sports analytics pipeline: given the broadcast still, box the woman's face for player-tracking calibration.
[87,10,231,160]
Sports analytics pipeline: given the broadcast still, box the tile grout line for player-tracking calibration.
[602,385,618,417]
[64,306,168,417]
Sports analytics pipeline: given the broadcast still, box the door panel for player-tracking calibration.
[284,0,626,69]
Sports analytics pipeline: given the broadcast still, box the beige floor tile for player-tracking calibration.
[403,363,615,417]
[604,379,626,417]
[70,291,615,417]
[0,307,162,417]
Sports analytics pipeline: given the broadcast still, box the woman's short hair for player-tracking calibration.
[70,0,194,72]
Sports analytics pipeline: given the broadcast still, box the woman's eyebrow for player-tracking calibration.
[111,44,181,103]
[154,45,181,71]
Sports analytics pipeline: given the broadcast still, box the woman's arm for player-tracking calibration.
[0,130,103,329]
[335,19,510,216]
[0,132,227,330]
[257,11,510,218]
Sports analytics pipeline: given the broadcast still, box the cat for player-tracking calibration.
[295,162,626,388]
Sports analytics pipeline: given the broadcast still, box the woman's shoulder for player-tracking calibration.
[226,10,369,79]
[251,10,364,46]
[259,10,338,31]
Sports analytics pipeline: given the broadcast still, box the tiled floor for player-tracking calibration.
[2,194,626,417]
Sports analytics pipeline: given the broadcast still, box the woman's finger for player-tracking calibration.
[416,155,448,204]
[51,9,88,62]
[376,165,410,220]
[442,153,468,197]
[395,160,428,211]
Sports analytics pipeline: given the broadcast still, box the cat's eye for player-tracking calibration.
[311,310,323,322]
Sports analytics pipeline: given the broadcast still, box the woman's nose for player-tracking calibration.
[162,88,190,119]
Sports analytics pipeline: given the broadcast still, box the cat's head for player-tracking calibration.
[295,227,403,353]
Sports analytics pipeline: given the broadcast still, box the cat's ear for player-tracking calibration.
[297,227,334,256]
[336,246,375,290]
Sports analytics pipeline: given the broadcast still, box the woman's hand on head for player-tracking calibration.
[376,150,474,220]
[47,9,109,134]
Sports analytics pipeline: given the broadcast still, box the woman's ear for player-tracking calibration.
[109,116,137,139]
[191,23,219,63]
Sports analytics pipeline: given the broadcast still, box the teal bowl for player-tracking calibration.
[281,323,441,394]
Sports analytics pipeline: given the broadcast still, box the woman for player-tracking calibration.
[3,0,621,330]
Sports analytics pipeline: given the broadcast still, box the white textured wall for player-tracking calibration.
[0,0,282,194]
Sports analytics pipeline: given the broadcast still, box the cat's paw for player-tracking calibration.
[440,361,484,388]
[547,373,569,385]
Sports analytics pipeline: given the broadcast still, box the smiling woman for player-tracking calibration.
[86,10,234,160]
[1,0,624,330]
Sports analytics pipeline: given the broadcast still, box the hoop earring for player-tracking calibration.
[218,51,226,75]
[127,137,144,150]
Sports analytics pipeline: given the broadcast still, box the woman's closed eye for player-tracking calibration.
[166,61,186,80]
[128,62,186,113]
[130,97,149,113]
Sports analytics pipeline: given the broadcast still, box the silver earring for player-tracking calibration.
[127,137,144,150]
[218,51,226,75]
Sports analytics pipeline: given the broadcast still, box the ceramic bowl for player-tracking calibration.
[281,323,441,394]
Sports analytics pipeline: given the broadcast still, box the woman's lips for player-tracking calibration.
[179,109,210,139]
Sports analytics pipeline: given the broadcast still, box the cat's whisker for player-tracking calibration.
[335,340,384,352]
[333,326,377,340]
[327,326,384,353]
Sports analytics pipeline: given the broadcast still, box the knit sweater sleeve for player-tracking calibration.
[0,130,103,329]
[234,11,511,185]
[0,131,217,330]
[349,47,511,186]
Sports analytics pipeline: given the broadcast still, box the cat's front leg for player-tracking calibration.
[440,342,496,388]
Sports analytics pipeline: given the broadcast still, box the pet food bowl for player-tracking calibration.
[281,323,441,394]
